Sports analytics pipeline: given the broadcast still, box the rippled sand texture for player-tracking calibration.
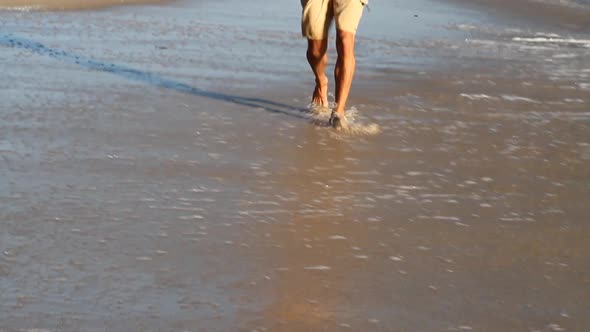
[1,0,589,331]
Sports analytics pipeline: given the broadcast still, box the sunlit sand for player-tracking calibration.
[0,0,164,10]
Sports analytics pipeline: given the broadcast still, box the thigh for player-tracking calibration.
[301,0,333,40]
[333,0,365,34]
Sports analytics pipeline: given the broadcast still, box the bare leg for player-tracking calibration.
[334,30,356,116]
[306,38,329,107]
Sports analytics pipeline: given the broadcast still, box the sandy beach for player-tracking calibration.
[1,0,589,331]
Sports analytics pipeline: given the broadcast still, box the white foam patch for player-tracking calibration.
[238,209,289,215]
[149,206,205,212]
[465,39,505,46]
[334,107,381,136]
[552,53,577,59]
[512,37,590,47]
[501,95,540,103]
[418,215,462,221]
[453,24,478,31]
[304,265,332,271]
[460,94,497,101]
[531,0,590,9]
[306,106,381,136]
[534,32,562,38]
[487,111,590,121]
[306,104,332,123]
[0,5,43,11]
[178,214,204,220]
[334,122,381,136]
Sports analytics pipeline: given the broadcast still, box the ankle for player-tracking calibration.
[316,76,328,85]
[333,105,345,115]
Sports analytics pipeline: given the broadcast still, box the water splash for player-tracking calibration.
[305,105,381,136]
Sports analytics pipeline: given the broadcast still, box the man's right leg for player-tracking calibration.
[302,0,332,108]
[307,38,329,107]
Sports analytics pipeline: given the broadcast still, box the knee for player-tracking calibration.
[307,40,327,61]
[307,46,326,61]
[307,48,321,61]
[336,31,356,59]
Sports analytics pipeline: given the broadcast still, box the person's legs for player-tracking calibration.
[307,39,329,107]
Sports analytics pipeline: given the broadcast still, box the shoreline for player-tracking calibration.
[445,0,590,31]
[0,0,167,11]
[1,0,589,330]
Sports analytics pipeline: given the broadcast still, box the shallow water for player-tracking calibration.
[1,0,589,331]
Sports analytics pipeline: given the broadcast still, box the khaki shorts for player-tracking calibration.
[301,0,367,40]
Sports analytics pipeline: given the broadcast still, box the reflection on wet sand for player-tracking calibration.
[270,144,354,329]
[242,139,378,330]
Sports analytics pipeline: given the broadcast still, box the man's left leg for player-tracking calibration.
[334,29,356,117]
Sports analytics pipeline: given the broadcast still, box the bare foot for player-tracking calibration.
[329,109,349,130]
[333,103,347,119]
[311,77,329,108]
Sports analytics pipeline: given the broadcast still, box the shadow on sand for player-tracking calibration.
[0,34,309,120]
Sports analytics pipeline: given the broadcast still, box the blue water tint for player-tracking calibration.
[358,0,488,41]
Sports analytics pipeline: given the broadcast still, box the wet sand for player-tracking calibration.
[1,0,589,331]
